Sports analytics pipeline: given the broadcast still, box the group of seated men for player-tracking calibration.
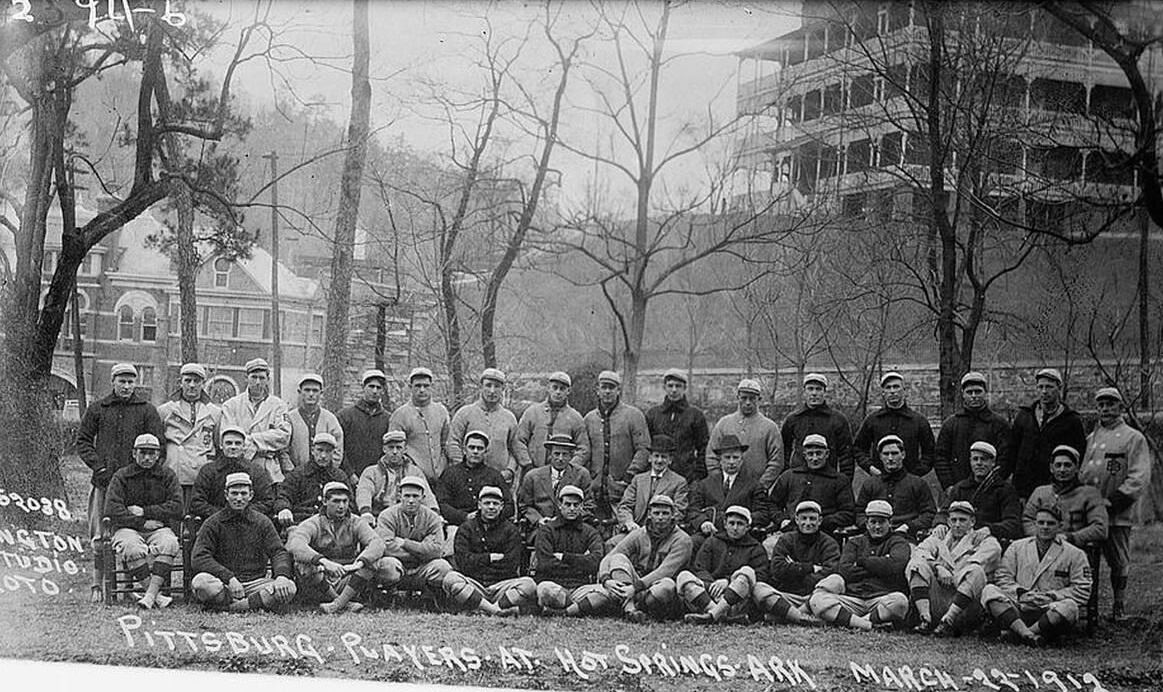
[107,424,1095,645]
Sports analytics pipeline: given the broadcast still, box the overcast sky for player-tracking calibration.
[200,0,801,212]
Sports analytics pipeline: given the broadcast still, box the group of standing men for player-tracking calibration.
[77,359,1151,640]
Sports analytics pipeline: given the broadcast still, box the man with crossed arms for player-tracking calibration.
[441,486,535,616]
[534,484,605,615]
[677,505,768,624]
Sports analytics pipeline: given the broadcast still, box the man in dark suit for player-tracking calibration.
[611,435,689,547]
[687,434,760,554]
[518,434,594,531]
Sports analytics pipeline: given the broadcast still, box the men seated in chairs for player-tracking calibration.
[810,500,910,630]
[677,505,768,624]
[442,486,535,616]
[754,434,854,555]
[856,435,935,541]
[936,441,1022,543]
[572,495,692,622]
[357,431,440,523]
[518,434,593,533]
[686,434,760,555]
[190,472,297,611]
[610,435,688,548]
[1023,445,1108,549]
[981,503,1092,645]
[907,500,1001,636]
[753,500,839,624]
[189,425,275,520]
[276,432,349,529]
[286,481,385,614]
[437,430,512,528]
[533,485,605,615]
[104,433,183,609]
[374,476,451,598]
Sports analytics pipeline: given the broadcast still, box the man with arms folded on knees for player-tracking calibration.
[157,362,222,509]
[104,433,183,609]
[753,500,839,625]
[677,505,768,624]
[856,435,936,540]
[442,486,535,617]
[189,425,275,520]
[374,476,452,597]
[338,369,392,486]
[810,500,910,630]
[687,433,761,555]
[705,379,783,489]
[514,371,588,471]
[1080,387,1152,621]
[754,434,854,556]
[534,484,605,616]
[437,429,512,528]
[573,495,692,623]
[356,430,439,524]
[781,373,854,479]
[518,434,593,532]
[1022,445,1108,549]
[190,472,296,611]
[286,481,384,614]
[935,441,1022,543]
[981,503,1092,646]
[389,367,450,484]
[275,432,349,529]
[907,500,1001,636]
[611,434,688,548]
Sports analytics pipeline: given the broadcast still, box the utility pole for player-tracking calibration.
[263,151,282,397]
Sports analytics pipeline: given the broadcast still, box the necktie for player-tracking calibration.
[723,475,732,496]
[649,475,659,499]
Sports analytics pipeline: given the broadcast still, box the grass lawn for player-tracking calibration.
[1,456,1160,691]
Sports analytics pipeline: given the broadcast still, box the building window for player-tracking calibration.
[823,83,842,115]
[1030,78,1086,114]
[847,139,872,174]
[802,89,822,121]
[213,258,231,288]
[200,305,233,338]
[80,253,98,276]
[842,193,866,218]
[310,314,325,344]
[849,74,875,109]
[61,291,90,339]
[880,132,903,167]
[237,308,267,340]
[141,307,157,342]
[118,305,135,341]
[44,251,57,274]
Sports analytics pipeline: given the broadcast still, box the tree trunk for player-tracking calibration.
[173,182,199,363]
[321,0,371,410]
[622,291,649,404]
[1139,206,1152,409]
[441,265,465,405]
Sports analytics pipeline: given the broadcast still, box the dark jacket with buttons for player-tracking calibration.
[856,468,936,537]
[853,404,935,477]
[645,397,710,483]
[781,403,855,478]
[76,392,165,488]
[437,462,513,525]
[837,531,911,598]
[192,505,292,583]
[767,530,841,594]
[533,516,605,588]
[690,531,769,583]
[937,471,1022,540]
[104,463,183,531]
[753,465,855,534]
[454,512,524,584]
[1006,402,1087,499]
[274,462,349,522]
[934,406,1011,490]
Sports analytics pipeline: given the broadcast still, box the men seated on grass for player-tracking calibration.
[611,435,688,548]
[275,432,349,529]
[104,433,183,609]
[286,481,385,614]
[436,430,512,528]
[533,484,606,615]
[518,434,593,533]
[935,441,1022,543]
[907,500,1001,636]
[810,500,910,630]
[856,435,935,540]
[981,504,1092,645]
[573,495,692,622]
[357,430,439,524]
[442,486,535,617]
[677,505,767,624]
[686,434,760,555]
[189,425,275,520]
[190,472,297,611]
[754,434,854,555]
[753,500,839,624]
[374,476,451,598]
[1023,445,1108,549]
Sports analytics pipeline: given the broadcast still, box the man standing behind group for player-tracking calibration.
[286,374,343,471]
[582,371,650,513]
[390,367,450,484]
[158,363,222,508]
[706,379,782,488]
[781,373,854,479]
[221,358,292,485]
[853,372,935,479]
[338,370,391,485]
[515,371,588,472]
[77,363,164,601]
[1007,368,1086,500]
[935,372,1011,492]
[645,369,709,484]
[448,368,518,481]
